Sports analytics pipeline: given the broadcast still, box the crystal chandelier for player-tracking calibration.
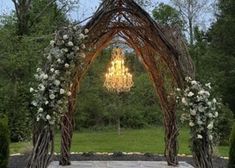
[104,47,134,93]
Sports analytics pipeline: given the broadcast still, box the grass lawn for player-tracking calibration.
[10,127,229,157]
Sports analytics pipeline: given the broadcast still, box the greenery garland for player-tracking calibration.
[30,25,88,125]
[177,77,220,168]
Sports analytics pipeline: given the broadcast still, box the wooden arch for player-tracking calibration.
[59,0,194,166]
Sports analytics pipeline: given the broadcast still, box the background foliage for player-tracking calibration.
[0,115,10,168]
[0,0,234,148]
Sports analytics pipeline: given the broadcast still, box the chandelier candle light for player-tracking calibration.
[104,47,134,93]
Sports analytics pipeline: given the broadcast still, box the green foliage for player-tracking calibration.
[152,3,183,28]
[75,49,162,130]
[216,104,234,145]
[206,0,235,114]
[0,0,67,141]
[228,122,235,168]
[0,115,10,168]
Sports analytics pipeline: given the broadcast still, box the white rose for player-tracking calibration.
[43,74,48,80]
[84,28,89,34]
[80,53,86,58]
[50,40,55,46]
[197,120,203,125]
[81,44,86,49]
[36,68,41,72]
[60,89,65,94]
[54,80,60,86]
[55,70,60,75]
[49,94,55,100]
[213,98,217,103]
[74,46,80,51]
[185,76,191,81]
[204,91,210,97]
[191,80,197,85]
[64,63,70,68]
[50,68,55,72]
[38,108,43,113]
[67,91,72,96]
[207,101,212,107]
[181,97,187,105]
[46,114,51,120]
[188,92,194,97]
[47,55,52,61]
[197,134,203,139]
[62,48,68,53]
[45,101,49,105]
[189,121,195,127]
[190,109,196,116]
[205,83,211,89]
[38,84,45,91]
[214,111,218,117]
[68,41,74,47]
[36,117,40,122]
[63,34,69,40]
[198,106,205,112]
[209,135,213,141]
[176,88,181,92]
[79,33,85,39]
[208,113,213,118]
[57,58,62,63]
[30,87,34,93]
[34,74,39,80]
[207,122,214,130]
[32,101,37,106]
[49,120,55,125]
[198,90,205,95]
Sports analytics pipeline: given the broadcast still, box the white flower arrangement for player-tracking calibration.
[176,77,219,144]
[30,26,89,125]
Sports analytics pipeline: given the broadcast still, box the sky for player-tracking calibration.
[0,0,169,21]
[0,0,214,30]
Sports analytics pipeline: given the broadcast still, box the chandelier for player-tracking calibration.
[104,47,134,93]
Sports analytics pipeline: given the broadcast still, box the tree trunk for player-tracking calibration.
[189,18,193,46]
[117,115,121,135]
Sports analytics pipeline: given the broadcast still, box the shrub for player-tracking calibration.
[228,122,235,168]
[0,115,10,168]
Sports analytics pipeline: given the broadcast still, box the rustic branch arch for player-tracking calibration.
[27,0,194,167]
[60,0,194,166]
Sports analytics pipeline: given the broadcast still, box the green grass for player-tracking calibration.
[10,128,229,156]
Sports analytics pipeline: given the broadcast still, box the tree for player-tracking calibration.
[152,3,183,28]
[171,0,210,45]
[0,0,69,141]
[207,0,235,114]
[12,0,79,35]
[0,115,10,168]
[229,122,235,168]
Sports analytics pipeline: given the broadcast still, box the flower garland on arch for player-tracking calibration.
[30,25,89,125]
[176,77,220,168]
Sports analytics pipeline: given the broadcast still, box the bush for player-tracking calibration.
[0,115,10,168]
[228,122,235,168]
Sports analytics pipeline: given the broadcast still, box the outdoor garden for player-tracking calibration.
[0,0,235,168]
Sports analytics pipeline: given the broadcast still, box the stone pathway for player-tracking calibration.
[49,161,194,168]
